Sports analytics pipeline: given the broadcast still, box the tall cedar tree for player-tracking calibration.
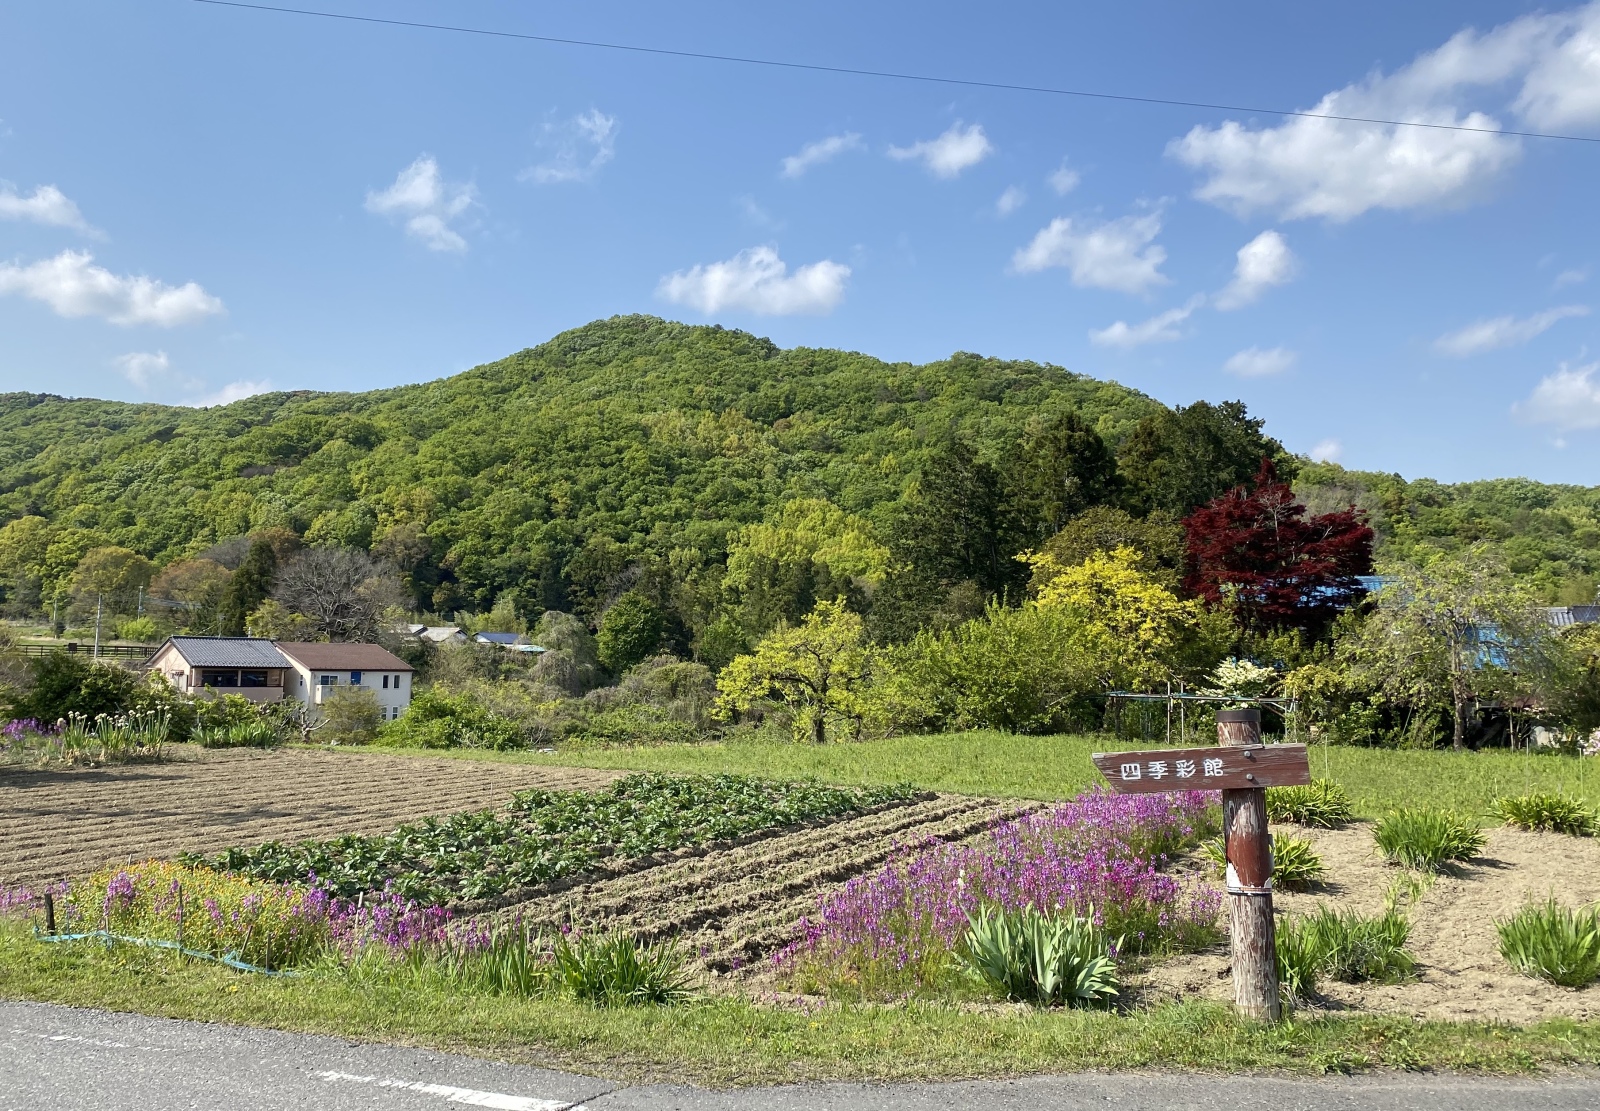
[1014,411,1121,542]
[218,539,277,636]
[1183,459,1373,634]
[1118,400,1290,517]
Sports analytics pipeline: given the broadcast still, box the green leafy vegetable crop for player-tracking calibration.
[185,773,915,905]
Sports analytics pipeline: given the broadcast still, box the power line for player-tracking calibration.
[192,0,1600,145]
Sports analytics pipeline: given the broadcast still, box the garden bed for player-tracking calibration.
[0,746,622,886]
[1136,822,1600,1022]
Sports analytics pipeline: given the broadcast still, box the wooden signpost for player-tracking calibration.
[1092,707,1310,1022]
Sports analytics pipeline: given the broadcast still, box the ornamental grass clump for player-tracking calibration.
[1491,793,1597,837]
[1497,898,1600,988]
[1374,808,1486,871]
[552,929,690,1006]
[1265,780,1354,828]
[958,905,1119,1007]
[778,789,1222,999]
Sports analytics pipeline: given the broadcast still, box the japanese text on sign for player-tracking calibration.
[1118,758,1223,781]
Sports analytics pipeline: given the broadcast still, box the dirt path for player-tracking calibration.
[1136,822,1600,1021]
[0,748,621,886]
[486,795,1039,972]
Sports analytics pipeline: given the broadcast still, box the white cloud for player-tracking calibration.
[1048,162,1080,195]
[520,109,618,184]
[113,350,172,389]
[1224,346,1299,377]
[1090,295,1205,348]
[780,132,863,178]
[0,250,224,326]
[1309,438,1344,462]
[1433,305,1589,355]
[191,380,272,408]
[0,183,97,235]
[995,186,1026,217]
[1167,4,1600,222]
[888,122,993,178]
[657,245,850,315]
[1512,2,1600,129]
[1554,266,1590,288]
[365,156,475,252]
[1513,360,1600,431]
[1012,211,1168,294]
[1214,230,1297,310]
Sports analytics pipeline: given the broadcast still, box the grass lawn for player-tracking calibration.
[371,732,1600,820]
[2,921,1595,1083]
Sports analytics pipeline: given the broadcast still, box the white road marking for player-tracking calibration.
[316,1069,582,1110]
[14,1028,173,1053]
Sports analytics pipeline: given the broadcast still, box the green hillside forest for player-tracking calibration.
[2,315,1597,640]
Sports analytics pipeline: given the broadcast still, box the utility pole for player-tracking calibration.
[93,595,102,660]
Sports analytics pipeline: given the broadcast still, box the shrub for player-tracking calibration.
[376,688,525,750]
[958,905,1119,1008]
[1491,793,1597,837]
[1265,780,1354,828]
[552,930,689,1005]
[11,651,139,723]
[319,685,384,746]
[596,592,668,676]
[1202,834,1325,891]
[1374,808,1486,871]
[1497,898,1600,988]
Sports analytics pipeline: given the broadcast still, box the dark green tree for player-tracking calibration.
[1116,400,1291,518]
[596,591,666,675]
[871,438,1011,642]
[1013,411,1120,542]
[218,539,278,636]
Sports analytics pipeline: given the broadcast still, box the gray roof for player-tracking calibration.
[1542,606,1600,628]
[165,637,291,668]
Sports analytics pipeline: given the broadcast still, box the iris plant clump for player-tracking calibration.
[778,789,1222,999]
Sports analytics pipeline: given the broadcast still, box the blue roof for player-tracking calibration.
[474,632,524,644]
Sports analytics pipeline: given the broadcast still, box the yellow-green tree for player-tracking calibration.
[1025,545,1208,690]
[71,546,155,617]
[715,599,877,744]
[724,498,889,632]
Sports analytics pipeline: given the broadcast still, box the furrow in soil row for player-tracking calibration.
[509,800,1014,928]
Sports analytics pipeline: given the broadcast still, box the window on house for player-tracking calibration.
[381,674,389,689]
[350,670,362,686]
[200,670,239,687]
[240,670,268,687]
[318,674,336,686]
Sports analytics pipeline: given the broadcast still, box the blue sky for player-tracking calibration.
[2,1,1599,484]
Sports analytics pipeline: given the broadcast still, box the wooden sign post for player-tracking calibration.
[1091,707,1309,1022]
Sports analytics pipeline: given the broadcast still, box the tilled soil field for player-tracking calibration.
[0,747,621,887]
[483,794,1040,973]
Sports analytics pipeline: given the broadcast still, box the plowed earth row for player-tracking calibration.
[485,795,1040,971]
[0,749,621,886]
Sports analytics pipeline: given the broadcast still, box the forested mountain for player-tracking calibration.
[0,315,1595,650]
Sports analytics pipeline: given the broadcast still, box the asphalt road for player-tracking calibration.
[3,1001,1598,1111]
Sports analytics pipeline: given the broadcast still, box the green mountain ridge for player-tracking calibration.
[1,315,1597,615]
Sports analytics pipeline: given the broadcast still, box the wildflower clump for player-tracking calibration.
[777,789,1222,998]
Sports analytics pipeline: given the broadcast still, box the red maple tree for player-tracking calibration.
[1183,459,1374,632]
